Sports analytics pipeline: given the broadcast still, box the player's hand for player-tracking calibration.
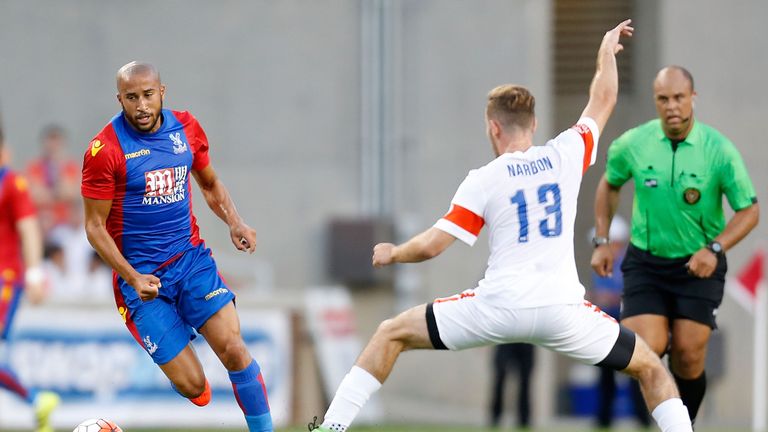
[600,19,634,55]
[372,243,396,268]
[230,222,257,253]
[686,248,718,278]
[24,267,48,305]
[590,244,614,277]
[131,273,162,301]
[24,280,48,305]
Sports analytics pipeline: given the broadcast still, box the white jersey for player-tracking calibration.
[434,118,599,308]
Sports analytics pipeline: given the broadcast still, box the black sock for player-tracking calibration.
[673,371,707,422]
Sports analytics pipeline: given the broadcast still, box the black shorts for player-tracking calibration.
[620,244,727,329]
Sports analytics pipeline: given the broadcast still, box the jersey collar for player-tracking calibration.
[119,109,170,138]
[657,118,701,147]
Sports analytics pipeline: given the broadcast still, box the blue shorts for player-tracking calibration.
[114,245,235,365]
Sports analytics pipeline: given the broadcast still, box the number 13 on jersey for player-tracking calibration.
[509,183,562,242]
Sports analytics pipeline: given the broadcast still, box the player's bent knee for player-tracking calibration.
[375,318,403,341]
[669,348,706,378]
[218,340,251,371]
[623,337,667,382]
[375,317,413,346]
[175,377,207,398]
[670,346,705,367]
[189,380,211,406]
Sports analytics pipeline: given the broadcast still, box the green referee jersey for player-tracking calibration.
[605,119,757,258]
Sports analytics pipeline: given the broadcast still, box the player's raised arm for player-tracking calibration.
[372,227,456,267]
[83,197,161,301]
[192,165,257,253]
[580,19,634,132]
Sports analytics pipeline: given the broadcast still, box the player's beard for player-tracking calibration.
[123,100,163,133]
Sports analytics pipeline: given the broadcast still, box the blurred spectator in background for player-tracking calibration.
[26,124,81,235]
[43,240,112,302]
[44,204,112,302]
[25,125,110,301]
[588,215,650,429]
[489,343,534,429]
[0,116,60,432]
[42,243,66,291]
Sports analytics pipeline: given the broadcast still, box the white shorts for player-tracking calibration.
[427,290,630,367]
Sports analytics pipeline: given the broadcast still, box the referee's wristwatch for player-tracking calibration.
[592,236,610,248]
[706,241,724,257]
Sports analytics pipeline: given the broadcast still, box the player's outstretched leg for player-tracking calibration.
[0,364,32,402]
[315,303,433,432]
[200,303,272,432]
[0,364,60,432]
[621,329,692,432]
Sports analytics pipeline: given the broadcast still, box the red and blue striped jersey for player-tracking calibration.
[0,167,37,284]
[81,110,210,274]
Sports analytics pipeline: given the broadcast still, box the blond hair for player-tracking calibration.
[486,85,535,130]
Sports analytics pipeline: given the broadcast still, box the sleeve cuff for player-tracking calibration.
[81,187,115,200]
[604,176,626,188]
[576,117,600,147]
[192,158,210,172]
[732,197,758,211]
[434,218,478,246]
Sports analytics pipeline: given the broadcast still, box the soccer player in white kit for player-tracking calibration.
[311,20,692,432]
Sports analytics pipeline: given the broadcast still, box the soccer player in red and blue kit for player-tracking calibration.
[81,62,271,431]
[0,118,60,432]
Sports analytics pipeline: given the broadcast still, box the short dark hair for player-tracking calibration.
[44,242,64,259]
[486,85,536,130]
[666,65,695,91]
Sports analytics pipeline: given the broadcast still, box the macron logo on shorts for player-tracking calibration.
[205,287,229,301]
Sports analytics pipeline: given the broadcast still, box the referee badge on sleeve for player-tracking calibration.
[684,187,701,204]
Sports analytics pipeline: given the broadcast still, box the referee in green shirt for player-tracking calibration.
[591,66,759,424]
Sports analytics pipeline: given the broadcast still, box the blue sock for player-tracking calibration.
[229,360,272,431]
[245,412,273,432]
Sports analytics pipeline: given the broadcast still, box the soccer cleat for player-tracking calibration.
[33,391,60,432]
[307,416,333,432]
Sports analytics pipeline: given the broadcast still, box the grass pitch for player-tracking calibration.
[1,425,748,432]
[111,426,748,432]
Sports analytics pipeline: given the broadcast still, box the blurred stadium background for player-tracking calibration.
[0,0,766,430]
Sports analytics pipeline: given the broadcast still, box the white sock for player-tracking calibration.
[652,398,693,432]
[322,366,382,431]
